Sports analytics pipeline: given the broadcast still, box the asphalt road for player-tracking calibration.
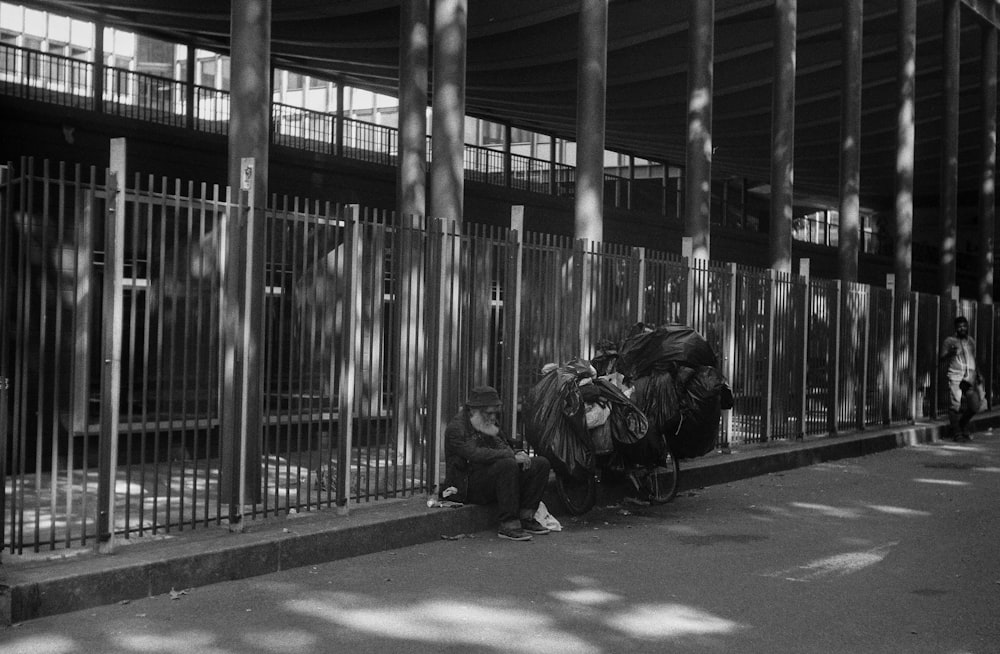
[2,430,999,654]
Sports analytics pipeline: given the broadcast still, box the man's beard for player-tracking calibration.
[469,410,501,437]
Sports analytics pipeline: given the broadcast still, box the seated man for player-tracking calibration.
[443,386,552,541]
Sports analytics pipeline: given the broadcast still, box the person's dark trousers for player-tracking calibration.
[958,406,974,437]
[948,409,962,439]
[467,456,551,523]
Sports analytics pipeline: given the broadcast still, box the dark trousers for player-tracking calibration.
[467,456,551,524]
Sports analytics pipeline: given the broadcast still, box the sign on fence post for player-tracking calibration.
[97,138,126,553]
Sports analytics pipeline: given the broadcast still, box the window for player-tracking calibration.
[198,56,216,88]
[480,119,505,147]
[286,72,303,91]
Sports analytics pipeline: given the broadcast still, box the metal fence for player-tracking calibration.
[2,155,998,556]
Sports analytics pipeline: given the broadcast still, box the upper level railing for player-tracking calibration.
[0,41,677,216]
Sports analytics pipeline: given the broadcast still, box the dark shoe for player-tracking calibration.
[520,518,550,535]
[498,523,532,541]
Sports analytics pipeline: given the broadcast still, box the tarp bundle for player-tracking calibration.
[522,363,594,480]
[616,323,727,460]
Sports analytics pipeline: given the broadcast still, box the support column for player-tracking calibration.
[429,0,467,223]
[574,0,608,244]
[894,0,917,296]
[222,0,271,520]
[398,0,429,220]
[770,0,797,273]
[940,0,960,295]
[395,0,430,469]
[839,0,862,282]
[685,0,714,260]
[93,20,104,113]
[979,22,997,303]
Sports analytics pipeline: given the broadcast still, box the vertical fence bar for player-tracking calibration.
[859,289,870,430]
[799,260,810,438]
[911,292,920,422]
[97,139,127,553]
[721,262,737,450]
[574,238,590,357]
[763,269,776,441]
[830,280,841,434]
[504,207,525,440]
[632,246,646,324]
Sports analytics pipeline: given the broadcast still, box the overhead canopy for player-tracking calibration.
[22,0,999,211]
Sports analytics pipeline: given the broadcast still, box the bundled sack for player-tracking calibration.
[522,363,594,480]
[616,322,718,380]
[669,365,725,459]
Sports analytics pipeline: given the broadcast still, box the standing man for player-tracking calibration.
[443,386,552,541]
[940,316,977,441]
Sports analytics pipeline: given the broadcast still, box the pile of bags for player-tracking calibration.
[616,323,731,460]
[522,359,647,480]
[521,323,731,479]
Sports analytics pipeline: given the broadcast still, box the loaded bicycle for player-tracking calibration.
[522,323,730,516]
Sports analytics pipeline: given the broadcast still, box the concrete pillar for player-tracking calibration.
[979,23,997,303]
[770,0,796,273]
[894,0,916,296]
[838,0,862,282]
[940,0,961,296]
[222,0,271,514]
[429,0,467,223]
[574,0,608,244]
[685,0,714,260]
[227,1,271,202]
[398,0,429,220]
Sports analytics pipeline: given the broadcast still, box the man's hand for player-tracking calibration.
[514,450,532,470]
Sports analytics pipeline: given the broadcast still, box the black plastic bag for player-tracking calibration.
[616,323,717,380]
[669,365,724,459]
[522,366,594,480]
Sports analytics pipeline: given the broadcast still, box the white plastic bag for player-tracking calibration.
[534,501,562,532]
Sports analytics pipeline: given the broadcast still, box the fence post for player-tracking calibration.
[911,293,920,423]
[721,261,737,452]
[798,259,810,439]
[503,206,525,442]
[886,273,896,424]
[426,216,456,502]
[858,287,871,430]
[574,238,591,357]
[632,246,646,324]
[682,236,693,326]
[336,204,363,514]
[763,268,776,442]
[831,280,842,434]
[931,293,942,418]
[97,138,126,553]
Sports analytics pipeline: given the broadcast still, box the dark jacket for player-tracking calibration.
[442,408,517,501]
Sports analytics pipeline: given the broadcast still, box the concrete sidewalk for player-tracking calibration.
[2,412,997,625]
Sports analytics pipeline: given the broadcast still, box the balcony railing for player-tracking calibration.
[1,41,674,214]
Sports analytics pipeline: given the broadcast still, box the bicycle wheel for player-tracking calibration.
[554,472,597,515]
[633,449,679,504]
